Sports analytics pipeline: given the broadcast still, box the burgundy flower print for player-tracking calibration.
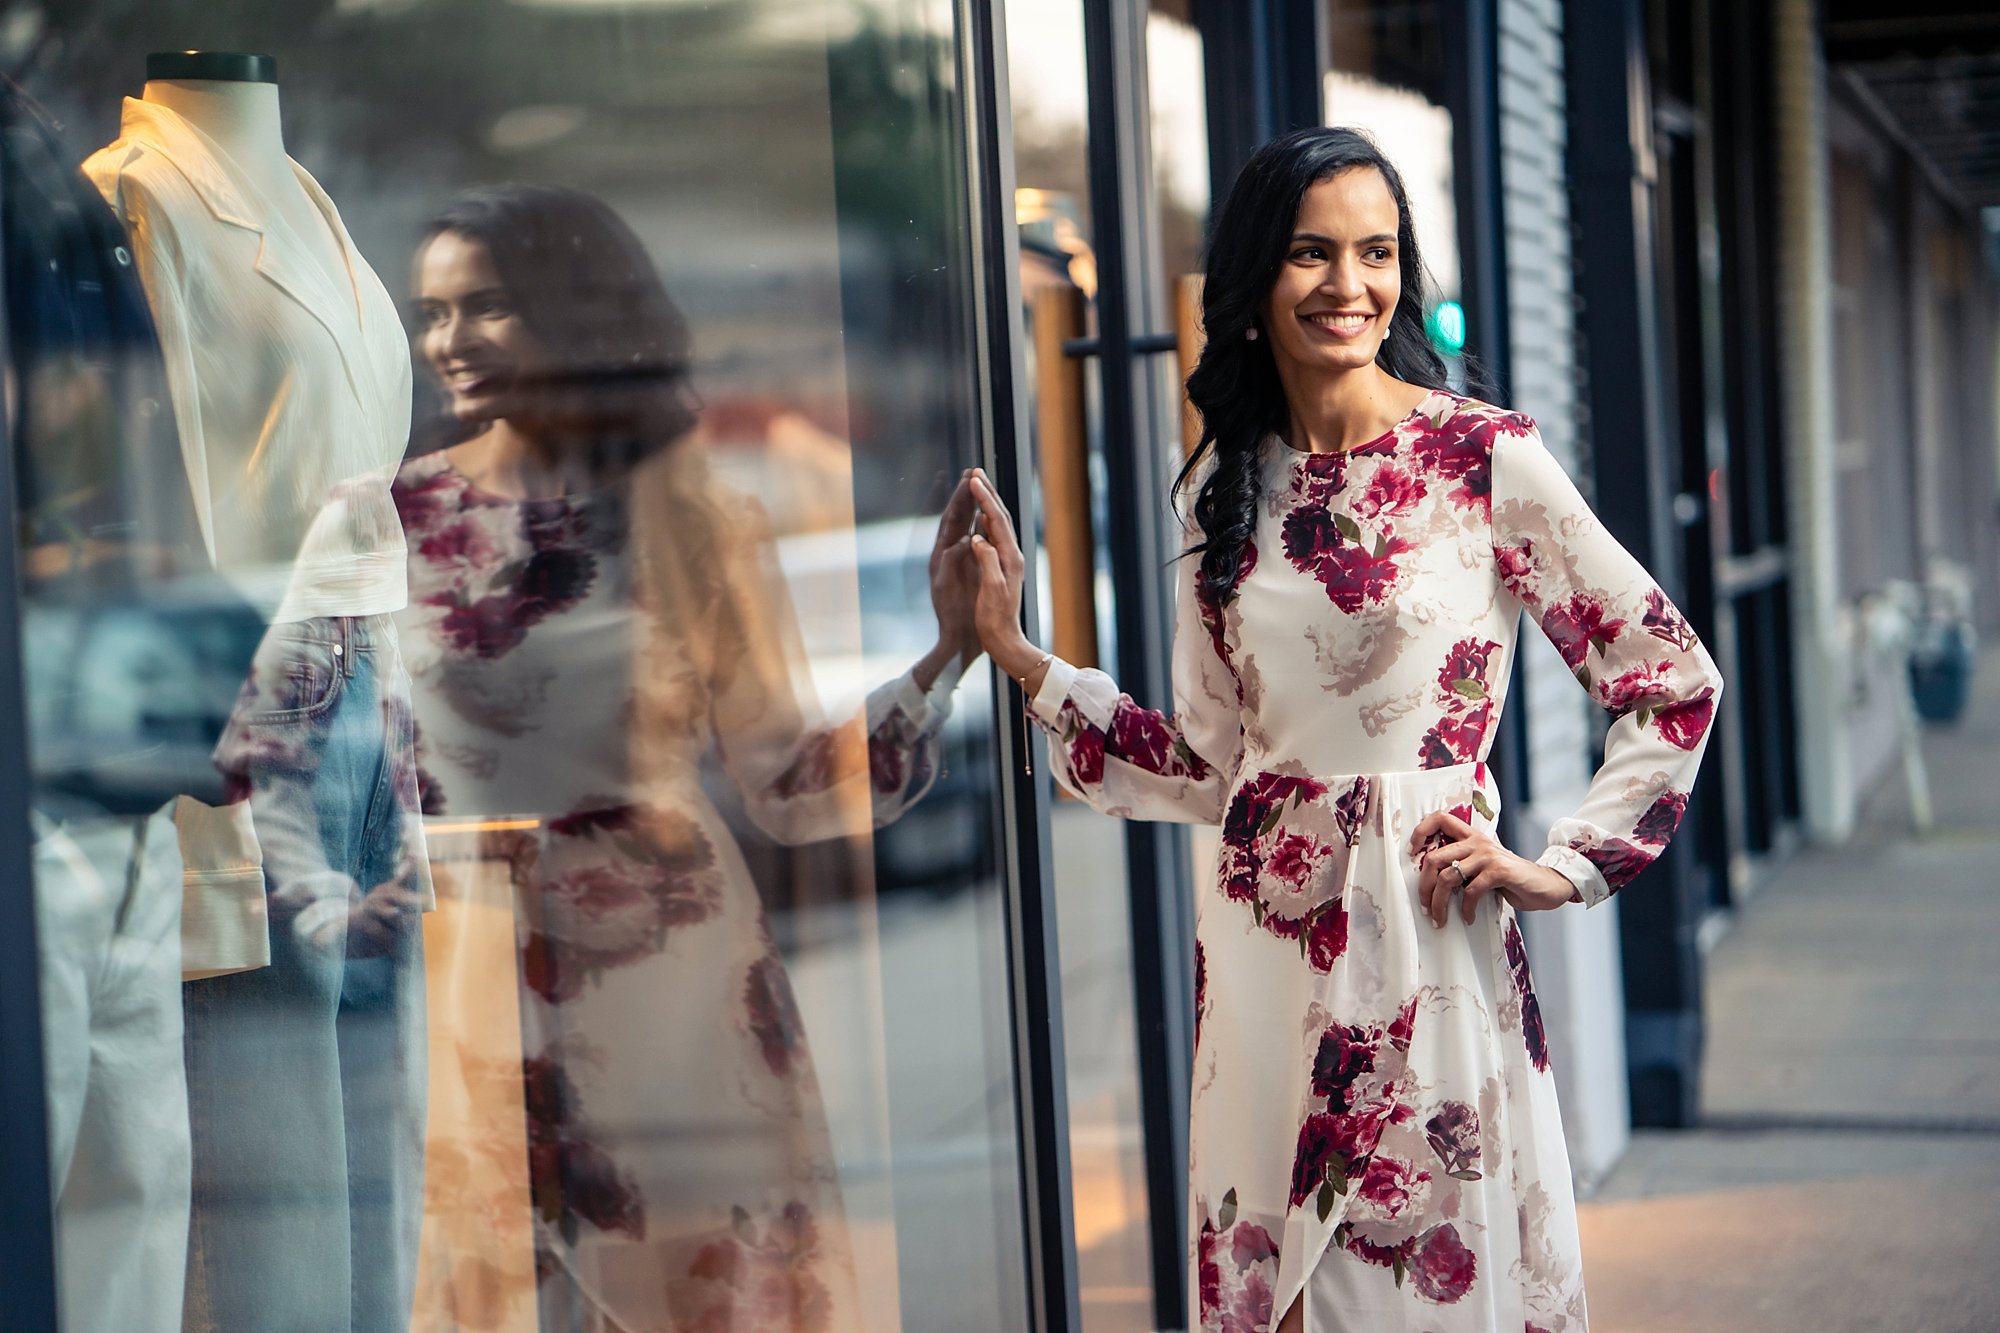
[1197,541,1258,699]
[1194,939,1208,1046]
[1437,638,1499,700]
[1232,1221,1277,1268]
[1282,499,1414,614]
[1353,461,1427,521]
[1419,636,1501,769]
[1504,919,1551,1072]
[1110,697,1213,780]
[1354,1154,1430,1222]
[1305,899,1349,973]
[1311,1022,1380,1108]
[746,953,808,1079]
[523,1055,645,1243]
[1198,1190,1279,1333]
[1494,539,1536,589]
[1386,994,1418,1052]
[1541,593,1627,670]
[1633,789,1689,847]
[1408,1222,1478,1304]
[1418,704,1492,770]
[1411,407,1510,519]
[1319,534,1414,614]
[1267,831,1327,888]
[1067,722,1107,785]
[1599,659,1677,716]
[868,701,939,798]
[1654,688,1716,751]
[1570,834,1656,894]
[1290,1112,1346,1207]
[680,1199,834,1332]
[1424,1101,1483,1180]
[1223,772,1331,848]
[868,738,904,794]
[1333,776,1371,847]
[1642,585,1698,651]
[1280,504,1347,571]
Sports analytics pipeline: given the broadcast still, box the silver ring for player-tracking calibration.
[1450,859,1467,886]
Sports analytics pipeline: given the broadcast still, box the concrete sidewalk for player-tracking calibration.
[1577,648,2000,1332]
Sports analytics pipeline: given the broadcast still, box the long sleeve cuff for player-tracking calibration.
[1029,656,1079,725]
[1538,845,1612,909]
[885,657,963,735]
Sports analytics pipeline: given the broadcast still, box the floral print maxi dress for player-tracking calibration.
[391,450,953,1333]
[1029,393,1722,1333]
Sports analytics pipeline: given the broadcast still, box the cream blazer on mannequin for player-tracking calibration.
[84,97,410,623]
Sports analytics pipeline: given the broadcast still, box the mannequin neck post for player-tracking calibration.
[140,78,290,184]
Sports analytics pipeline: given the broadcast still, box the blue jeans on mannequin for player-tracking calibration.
[184,614,427,1333]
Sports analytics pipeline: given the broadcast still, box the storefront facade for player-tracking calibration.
[0,1,1993,1330]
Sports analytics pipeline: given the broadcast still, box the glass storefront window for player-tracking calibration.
[1004,4,1155,1329]
[9,4,1030,1329]
[1323,0,1466,375]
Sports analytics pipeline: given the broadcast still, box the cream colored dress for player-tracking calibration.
[1030,393,1722,1332]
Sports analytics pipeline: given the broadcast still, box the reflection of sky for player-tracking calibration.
[1324,70,1461,300]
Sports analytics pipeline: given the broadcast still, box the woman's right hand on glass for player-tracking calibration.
[965,468,1051,691]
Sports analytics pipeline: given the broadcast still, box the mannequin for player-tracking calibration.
[137,52,352,312]
[84,51,430,1333]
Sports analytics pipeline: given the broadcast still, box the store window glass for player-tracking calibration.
[1323,0,1466,376]
[6,3,1029,1330]
[1004,2,1156,1327]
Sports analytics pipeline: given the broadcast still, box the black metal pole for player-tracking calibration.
[1082,0,1195,1323]
[959,2,1084,1328]
[0,149,61,1327]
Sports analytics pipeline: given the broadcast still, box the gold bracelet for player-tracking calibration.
[1016,652,1053,689]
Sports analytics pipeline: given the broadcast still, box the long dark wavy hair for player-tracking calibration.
[416,183,699,471]
[1174,127,1451,605]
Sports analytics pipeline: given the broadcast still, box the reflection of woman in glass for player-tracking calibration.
[968,130,1723,1332]
[395,184,977,1331]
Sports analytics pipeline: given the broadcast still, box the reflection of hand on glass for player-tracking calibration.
[915,472,983,692]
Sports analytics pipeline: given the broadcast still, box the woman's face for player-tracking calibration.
[414,231,546,428]
[1260,167,1405,380]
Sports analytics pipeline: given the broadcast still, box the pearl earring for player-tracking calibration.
[1245,326,1260,341]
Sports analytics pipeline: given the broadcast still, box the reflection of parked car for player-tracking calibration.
[773,516,996,895]
[23,575,263,821]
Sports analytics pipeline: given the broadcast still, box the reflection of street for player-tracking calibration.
[774,801,1157,1332]
[783,884,1021,1332]
[1579,647,2000,1331]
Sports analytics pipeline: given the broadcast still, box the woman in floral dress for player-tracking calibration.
[394,185,979,1331]
[965,129,1722,1332]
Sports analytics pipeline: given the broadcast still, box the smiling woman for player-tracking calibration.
[964,127,1725,1333]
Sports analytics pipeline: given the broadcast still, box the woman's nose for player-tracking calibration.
[439,313,480,359]
[1320,256,1365,302]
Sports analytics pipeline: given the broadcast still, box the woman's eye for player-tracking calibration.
[1366,248,1391,262]
[477,301,513,319]
[1294,247,1324,262]
[418,306,447,327]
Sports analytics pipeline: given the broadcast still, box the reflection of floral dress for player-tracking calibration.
[1030,394,1722,1332]
[392,450,950,1332]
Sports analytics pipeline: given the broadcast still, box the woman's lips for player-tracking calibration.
[1302,312,1375,340]
[446,369,503,396]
